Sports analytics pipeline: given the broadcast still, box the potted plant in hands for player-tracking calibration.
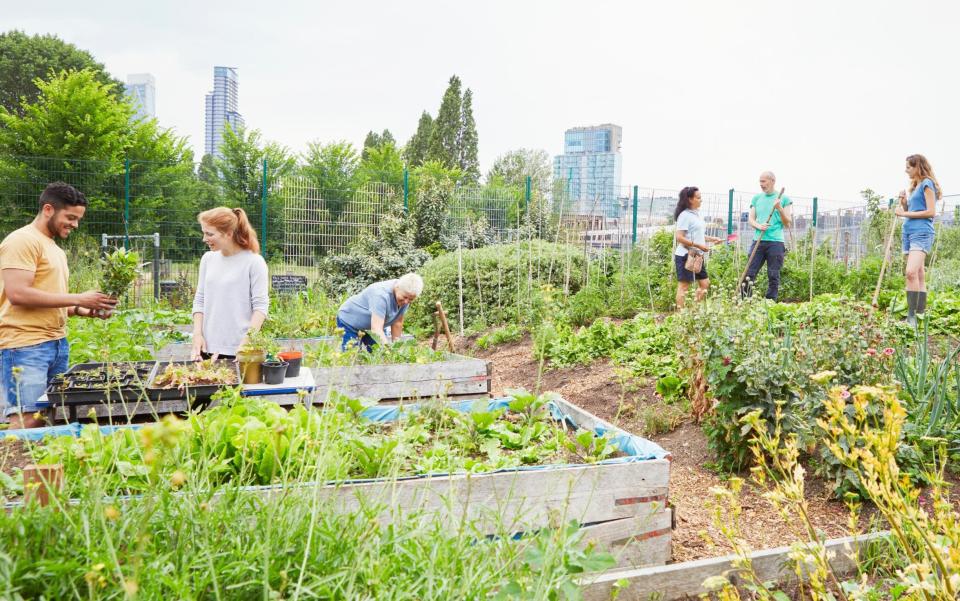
[99,247,141,314]
[237,330,269,384]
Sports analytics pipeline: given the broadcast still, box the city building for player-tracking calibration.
[204,66,244,158]
[553,124,623,216]
[125,73,156,121]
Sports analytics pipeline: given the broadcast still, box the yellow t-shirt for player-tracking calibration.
[0,224,69,349]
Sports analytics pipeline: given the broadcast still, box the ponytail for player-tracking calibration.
[197,206,261,254]
[232,208,260,253]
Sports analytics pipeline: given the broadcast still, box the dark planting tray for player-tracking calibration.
[46,362,156,405]
[146,360,241,402]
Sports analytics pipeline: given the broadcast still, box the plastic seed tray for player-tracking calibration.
[146,360,241,402]
[45,361,156,405]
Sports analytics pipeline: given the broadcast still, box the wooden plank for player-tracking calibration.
[580,511,673,569]
[311,359,488,387]
[581,531,889,601]
[258,459,670,536]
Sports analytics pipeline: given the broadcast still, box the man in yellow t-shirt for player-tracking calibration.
[0,182,117,429]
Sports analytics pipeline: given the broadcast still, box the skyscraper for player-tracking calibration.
[204,66,244,158]
[553,124,623,214]
[125,73,156,121]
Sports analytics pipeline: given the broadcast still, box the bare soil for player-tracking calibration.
[470,336,905,563]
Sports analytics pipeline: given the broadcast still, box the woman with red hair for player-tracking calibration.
[190,207,269,360]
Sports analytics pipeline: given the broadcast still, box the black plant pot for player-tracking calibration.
[277,352,302,378]
[261,361,289,385]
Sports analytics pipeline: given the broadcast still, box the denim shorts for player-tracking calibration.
[0,338,69,417]
[902,230,934,254]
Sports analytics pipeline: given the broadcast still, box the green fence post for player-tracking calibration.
[261,158,268,259]
[812,197,818,227]
[631,186,639,245]
[123,159,131,250]
[727,188,734,238]
[524,176,531,217]
[403,168,409,214]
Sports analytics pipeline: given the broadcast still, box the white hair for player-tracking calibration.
[396,273,424,296]
[760,171,776,181]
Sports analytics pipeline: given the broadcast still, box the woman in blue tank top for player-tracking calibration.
[894,154,941,326]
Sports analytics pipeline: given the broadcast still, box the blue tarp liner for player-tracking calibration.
[5,396,668,465]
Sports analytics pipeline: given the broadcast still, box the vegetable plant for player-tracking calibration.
[99,247,141,299]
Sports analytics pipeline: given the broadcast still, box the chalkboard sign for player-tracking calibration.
[271,274,308,294]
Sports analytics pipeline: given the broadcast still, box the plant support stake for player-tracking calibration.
[871,199,899,308]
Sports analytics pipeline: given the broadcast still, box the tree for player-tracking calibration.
[426,76,462,168]
[302,140,360,218]
[357,142,404,189]
[0,69,184,165]
[487,149,552,193]
[412,160,461,247]
[361,129,396,161]
[217,124,296,258]
[0,30,123,116]
[458,89,479,184]
[404,111,433,167]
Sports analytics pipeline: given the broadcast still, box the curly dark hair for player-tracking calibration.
[39,182,87,210]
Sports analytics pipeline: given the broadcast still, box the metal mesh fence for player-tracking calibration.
[3,153,958,306]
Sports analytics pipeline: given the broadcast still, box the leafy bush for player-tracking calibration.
[676,294,900,473]
[407,240,587,332]
[325,208,430,294]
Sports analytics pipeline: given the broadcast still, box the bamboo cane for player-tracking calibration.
[735,187,785,296]
[435,301,455,351]
[871,201,900,308]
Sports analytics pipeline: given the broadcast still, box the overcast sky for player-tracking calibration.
[6,0,958,206]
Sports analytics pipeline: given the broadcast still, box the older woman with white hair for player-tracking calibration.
[335,273,424,350]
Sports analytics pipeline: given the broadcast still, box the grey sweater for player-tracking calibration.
[192,250,269,355]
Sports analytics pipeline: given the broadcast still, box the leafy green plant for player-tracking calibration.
[476,323,524,349]
[99,247,140,298]
[304,339,445,367]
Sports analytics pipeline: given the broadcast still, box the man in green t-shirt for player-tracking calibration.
[742,171,792,300]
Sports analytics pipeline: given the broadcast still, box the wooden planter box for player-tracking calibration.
[252,397,671,569]
[33,397,670,570]
[309,352,491,402]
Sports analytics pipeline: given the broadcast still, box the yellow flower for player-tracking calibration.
[104,505,120,521]
[123,579,139,597]
[170,470,187,488]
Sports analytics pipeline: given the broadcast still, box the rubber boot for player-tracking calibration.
[917,291,927,320]
[906,291,918,327]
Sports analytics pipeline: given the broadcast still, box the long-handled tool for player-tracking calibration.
[735,187,785,296]
[433,301,455,352]
[871,197,900,308]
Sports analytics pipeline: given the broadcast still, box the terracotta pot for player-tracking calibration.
[277,351,302,378]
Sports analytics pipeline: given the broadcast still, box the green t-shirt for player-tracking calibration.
[751,192,792,242]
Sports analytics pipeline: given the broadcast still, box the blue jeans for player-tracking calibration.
[336,317,377,352]
[0,338,69,417]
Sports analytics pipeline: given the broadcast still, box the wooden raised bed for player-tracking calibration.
[34,396,671,570]
[309,352,491,402]
[253,396,671,569]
